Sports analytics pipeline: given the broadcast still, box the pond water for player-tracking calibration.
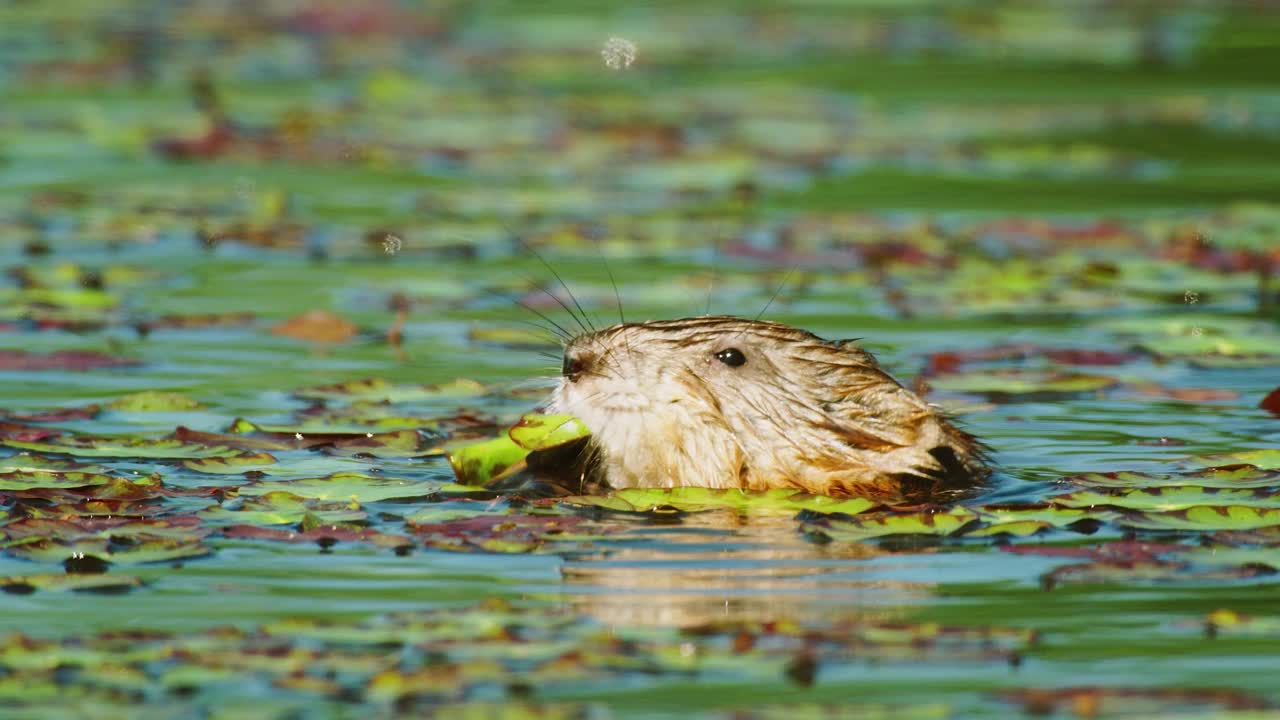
[3,1,1280,718]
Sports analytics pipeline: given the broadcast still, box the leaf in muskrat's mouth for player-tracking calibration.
[447,413,600,495]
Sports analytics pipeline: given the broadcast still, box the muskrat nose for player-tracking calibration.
[562,352,588,381]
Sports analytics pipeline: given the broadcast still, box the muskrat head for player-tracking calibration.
[545,315,988,497]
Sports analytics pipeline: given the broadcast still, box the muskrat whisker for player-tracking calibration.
[753,267,798,323]
[478,285,573,344]
[512,237,594,334]
[589,236,625,326]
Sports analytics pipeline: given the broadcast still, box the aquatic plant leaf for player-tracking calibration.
[1063,465,1280,488]
[447,436,529,486]
[106,391,205,412]
[1261,387,1280,417]
[0,405,101,423]
[220,524,414,550]
[0,469,114,491]
[1001,541,1189,563]
[0,350,139,371]
[0,435,244,459]
[1189,449,1280,471]
[802,507,979,541]
[408,513,606,554]
[327,429,434,457]
[1203,609,1280,637]
[1120,506,1280,532]
[0,574,145,594]
[466,327,561,350]
[972,503,1110,526]
[198,491,368,526]
[292,377,487,403]
[1041,560,1274,588]
[0,454,111,475]
[963,520,1052,537]
[508,414,591,451]
[2,516,210,543]
[182,452,279,474]
[6,536,211,565]
[1053,486,1280,511]
[235,472,436,503]
[927,369,1115,400]
[564,487,878,515]
[270,309,359,344]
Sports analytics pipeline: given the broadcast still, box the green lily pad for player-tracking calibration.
[802,507,980,542]
[963,520,1053,537]
[447,436,530,486]
[927,369,1116,400]
[1065,465,1280,488]
[1120,506,1280,532]
[0,574,145,594]
[1189,450,1280,471]
[508,414,591,451]
[6,536,211,565]
[0,469,114,491]
[1054,486,1280,511]
[107,391,205,412]
[0,455,111,475]
[236,472,436,503]
[563,487,878,515]
[292,378,488,403]
[972,503,1109,526]
[182,452,279,474]
[198,491,368,526]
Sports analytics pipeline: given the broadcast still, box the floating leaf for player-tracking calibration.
[1064,465,1280,489]
[447,436,529,486]
[198,491,368,526]
[106,391,205,412]
[508,413,590,451]
[1053,486,1280,511]
[236,472,436,503]
[1189,450,1280,471]
[801,507,979,541]
[6,537,210,566]
[293,377,487,403]
[0,574,144,594]
[0,350,139,371]
[927,369,1115,400]
[182,452,279,474]
[1120,506,1280,532]
[270,309,359,344]
[0,435,244,459]
[0,469,114,491]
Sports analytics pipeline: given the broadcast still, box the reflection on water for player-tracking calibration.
[557,510,931,628]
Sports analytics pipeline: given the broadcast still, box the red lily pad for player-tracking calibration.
[0,350,139,371]
[0,434,245,459]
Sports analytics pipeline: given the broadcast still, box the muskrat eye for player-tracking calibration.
[714,348,746,367]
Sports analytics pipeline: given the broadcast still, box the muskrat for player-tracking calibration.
[544,316,988,498]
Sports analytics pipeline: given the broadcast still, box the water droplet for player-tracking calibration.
[601,37,637,70]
